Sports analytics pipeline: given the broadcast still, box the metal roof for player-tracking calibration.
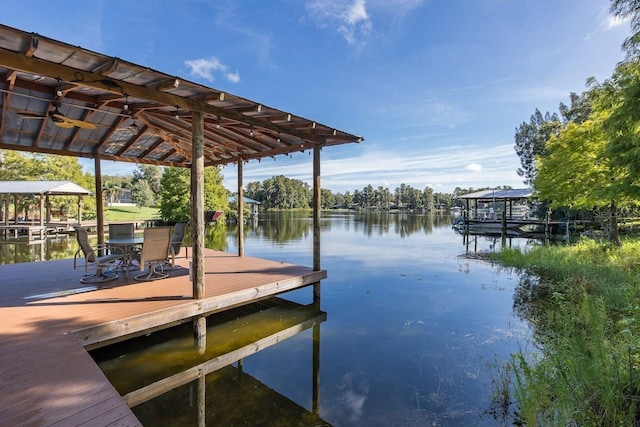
[229,196,261,205]
[0,180,92,195]
[457,188,534,200]
[0,24,363,169]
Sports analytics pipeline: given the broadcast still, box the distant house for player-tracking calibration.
[229,196,261,217]
[111,188,133,206]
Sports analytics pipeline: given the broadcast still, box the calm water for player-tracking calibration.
[3,212,531,426]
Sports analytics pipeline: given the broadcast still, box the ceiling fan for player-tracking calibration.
[17,102,97,130]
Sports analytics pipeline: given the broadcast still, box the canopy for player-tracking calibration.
[0,180,92,196]
[0,24,363,168]
[457,188,534,201]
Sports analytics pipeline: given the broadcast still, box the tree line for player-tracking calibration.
[245,175,510,211]
[0,149,514,220]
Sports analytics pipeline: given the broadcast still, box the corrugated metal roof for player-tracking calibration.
[0,24,363,169]
[457,188,534,200]
[0,180,93,195]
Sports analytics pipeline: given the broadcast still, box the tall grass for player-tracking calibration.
[490,237,640,425]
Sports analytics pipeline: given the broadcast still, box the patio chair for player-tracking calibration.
[169,222,189,268]
[133,226,173,281]
[73,226,124,283]
[108,223,135,240]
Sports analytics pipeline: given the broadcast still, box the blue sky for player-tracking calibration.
[2,0,630,194]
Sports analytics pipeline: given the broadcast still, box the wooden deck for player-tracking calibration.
[0,249,326,426]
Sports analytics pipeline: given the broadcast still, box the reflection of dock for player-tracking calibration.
[94,298,327,425]
[0,249,325,425]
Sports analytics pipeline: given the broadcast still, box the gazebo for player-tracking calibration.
[0,23,363,314]
[0,180,92,240]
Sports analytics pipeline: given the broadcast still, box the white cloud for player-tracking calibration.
[223,143,525,194]
[307,0,373,46]
[225,71,241,83]
[184,57,240,83]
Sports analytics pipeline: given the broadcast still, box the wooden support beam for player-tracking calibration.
[313,146,321,271]
[237,158,244,257]
[191,111,205,300]
[313,146,321,303]
[95,156,104,245]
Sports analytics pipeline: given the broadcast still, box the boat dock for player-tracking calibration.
[0,249,325,426]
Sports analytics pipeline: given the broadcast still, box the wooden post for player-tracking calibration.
[94,156,104,245]
[502,200,507,237]
[14,195,19,224]
[39,195,44,226]
[191,111,205,299]
[3,195,8,225]
[45,194,51,223]
[237,157,244,257]
[191,111,207,342]
[77,195,82,223]
[313,145,321,303]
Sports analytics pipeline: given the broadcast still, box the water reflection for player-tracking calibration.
[92,298,327,426]
[2,213,532,425]
[0,234,76,264]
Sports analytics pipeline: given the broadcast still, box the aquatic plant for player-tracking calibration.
[490,238,640,425]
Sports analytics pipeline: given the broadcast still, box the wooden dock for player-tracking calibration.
[0,249,325,426]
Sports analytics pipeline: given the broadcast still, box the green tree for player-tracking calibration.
[103,181,123,207]
[245,181,264,202]
[602,60,640,190]
[514,110,563,186]
[130,179,153,211]
[259,175,311,209]
[535,115,625,244]
[159,166,228,223]
[423,187,434,211]
[132,165,162,203]
[320,188,335,208]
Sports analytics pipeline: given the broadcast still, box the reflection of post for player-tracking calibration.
[194,315,206,355]
[197,372,206,427]
[312,323,321,415]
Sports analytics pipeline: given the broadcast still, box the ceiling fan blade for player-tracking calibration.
[52,113,97,130]
[69,119,97,130]
[16,111,47,118]
[53,121,75,129]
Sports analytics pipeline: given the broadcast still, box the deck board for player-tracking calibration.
[0,248,325,426]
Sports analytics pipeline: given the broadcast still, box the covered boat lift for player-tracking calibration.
[0,180,92,240]
[456,188,535,235]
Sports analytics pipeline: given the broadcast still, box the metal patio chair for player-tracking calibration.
[168,222,189,268]
[133,226,173,281]
[108,222,135,240]
[73,226,124,283]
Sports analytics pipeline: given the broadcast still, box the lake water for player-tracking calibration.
[2,212,531,426]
